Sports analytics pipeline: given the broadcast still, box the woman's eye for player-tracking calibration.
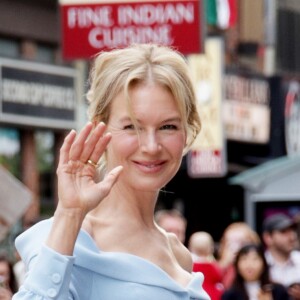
[123,124,135,130]
[161,124,177,130]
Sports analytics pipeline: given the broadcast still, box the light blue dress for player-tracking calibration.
[12,219,210,300]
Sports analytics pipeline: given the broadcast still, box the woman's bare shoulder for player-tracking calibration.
[82,215,94,235]
[167,232,193,273]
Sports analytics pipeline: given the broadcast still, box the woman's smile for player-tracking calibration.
[132,159,167,174]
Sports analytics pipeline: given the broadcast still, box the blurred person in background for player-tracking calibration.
[221,243,289,300]
[262,213,300,300]
[217,222,261,289]
[189,231,216,263]
[292,212,300,250]
[189,231,224,300]
[155,208,187,244]
[0,253,18,299]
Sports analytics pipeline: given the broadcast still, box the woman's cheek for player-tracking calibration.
[109,133,138,151]
[166,133,186,152]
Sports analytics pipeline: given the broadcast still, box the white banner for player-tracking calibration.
[0,166,32,241]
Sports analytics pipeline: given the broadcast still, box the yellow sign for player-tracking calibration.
[187,37,226,177]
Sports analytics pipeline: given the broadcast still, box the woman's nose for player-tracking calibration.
[140,130,161,154]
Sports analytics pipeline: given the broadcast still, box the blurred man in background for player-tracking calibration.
[155,209,187,244]
[262,213,300,300]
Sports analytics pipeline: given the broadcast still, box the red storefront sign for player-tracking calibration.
[60,0,204,60]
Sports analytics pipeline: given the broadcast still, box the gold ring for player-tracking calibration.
[87,159,99,168]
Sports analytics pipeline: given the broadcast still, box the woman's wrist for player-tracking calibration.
[54,205,87,220]
[46,206,86,255]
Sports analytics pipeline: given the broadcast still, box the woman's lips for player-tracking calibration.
[133,160,166,173]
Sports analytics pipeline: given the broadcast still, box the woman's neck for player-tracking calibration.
[90,183,158,224]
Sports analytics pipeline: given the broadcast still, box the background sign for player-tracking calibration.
[283,79,300,156]
[0,58,77,129]
[187,37,227,177]
[60,0,204,59]
[223,71,271,144]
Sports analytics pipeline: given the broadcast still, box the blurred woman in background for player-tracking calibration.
[0,253,18,299]
[217,222,261,289]
[221,244,289,300]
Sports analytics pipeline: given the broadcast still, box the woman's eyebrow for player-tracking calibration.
[118,116,132,123]
[162,117,182,123]
[118,116,182,124]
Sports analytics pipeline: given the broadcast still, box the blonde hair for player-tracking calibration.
[86,43,201,152]
[188,231,215,260]
[218,222,261,260]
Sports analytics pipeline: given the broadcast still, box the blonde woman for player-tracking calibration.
[13,44,209,300]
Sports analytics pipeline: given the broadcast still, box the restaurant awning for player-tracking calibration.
[229,155,300,230]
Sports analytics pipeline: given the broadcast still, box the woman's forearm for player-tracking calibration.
[46,207,85,255]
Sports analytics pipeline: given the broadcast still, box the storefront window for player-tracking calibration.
[36,44,56,64]
[0,38,19,58]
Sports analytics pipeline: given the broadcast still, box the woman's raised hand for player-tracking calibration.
[56,122,123,215]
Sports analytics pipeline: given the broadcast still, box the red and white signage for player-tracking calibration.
[59,0,204,59]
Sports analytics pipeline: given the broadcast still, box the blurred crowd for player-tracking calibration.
[156,209,300,300]
[0,211,300,299]
[0,218,41,300]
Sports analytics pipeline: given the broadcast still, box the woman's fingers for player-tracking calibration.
[67,122,109,166]
[88,132,112,165]
[80,122,107,164]
[97,166,123,197]
[59,129,77,166]
[58,122,111,175]
[69,122,93,161]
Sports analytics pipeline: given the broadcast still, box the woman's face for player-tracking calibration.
[225,229,252,254]
[237,250,264,282]
[106,82,186,192]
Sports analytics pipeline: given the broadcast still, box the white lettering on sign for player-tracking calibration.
[118,4,194,25]
[67,6,114,28]
[67,4,194,29]
[66,2,195,50]
[189,150,223,175]
[223,100,270,143]
[2,79,75,110]
[89,25,172,48]
[225,74,270,105]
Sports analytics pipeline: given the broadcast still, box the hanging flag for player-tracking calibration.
[217,0,238,29]
[206,0,218,25]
